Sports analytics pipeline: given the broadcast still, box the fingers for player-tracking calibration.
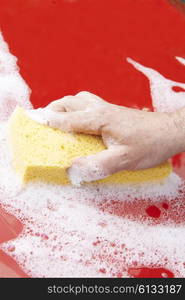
[47,96,86,112]
[67,145,131,185]
[76,91,108,106]
[47,110,105,134]
[46,91,108,113]
[26,107,108,135]
[27,91,112,134]
[46,98,69,112]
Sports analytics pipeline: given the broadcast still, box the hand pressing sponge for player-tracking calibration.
[8,106,172,185]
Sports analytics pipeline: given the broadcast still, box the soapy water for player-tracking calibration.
[127,57,185,113]
[0,34,32,121]
[0,33,185,277]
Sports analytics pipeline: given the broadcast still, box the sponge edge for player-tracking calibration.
[8,106,172,185]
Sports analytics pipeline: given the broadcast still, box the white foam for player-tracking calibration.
[127,57,185,112]
[0,121,184,277]
[176,56,185,66]
[0,32,32,121]
[25,108,52,125]
[0,34,185,277]
[67,159,109,186]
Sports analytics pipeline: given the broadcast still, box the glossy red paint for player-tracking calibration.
[162,202,169,210]
[0,0,185,278]
[145,205,161,218]
[0,249,28,278]
[128,267,174,278]
[172,86,185,92]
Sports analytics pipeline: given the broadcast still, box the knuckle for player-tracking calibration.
[61,95,74,104]
[47,99,63,110]
[76,91,91,97]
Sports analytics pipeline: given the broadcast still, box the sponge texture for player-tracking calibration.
[8,107,172,185]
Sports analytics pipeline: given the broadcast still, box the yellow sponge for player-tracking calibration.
[8,106,172,185]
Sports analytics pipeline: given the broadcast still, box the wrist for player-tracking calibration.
[169,108,185,153]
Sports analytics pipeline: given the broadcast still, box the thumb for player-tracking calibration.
[67,145,130,186]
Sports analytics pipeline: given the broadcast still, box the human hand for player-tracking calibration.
[27,91,185,184]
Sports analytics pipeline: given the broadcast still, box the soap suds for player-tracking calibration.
[0,33,32,121]
[127,57,185,113]
[0,34,185,277]
[25,108,53,125]
[0,121,185,277]
[67,158,109,186]
[176,56,185,66]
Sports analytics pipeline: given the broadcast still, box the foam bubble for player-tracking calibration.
[127,57,185,112]
[176,56,185,66]
[0,121,185,277]
[25,108,53,125]
[0,34,185,277]
[0,32,32,121]
[68,158,108,186]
